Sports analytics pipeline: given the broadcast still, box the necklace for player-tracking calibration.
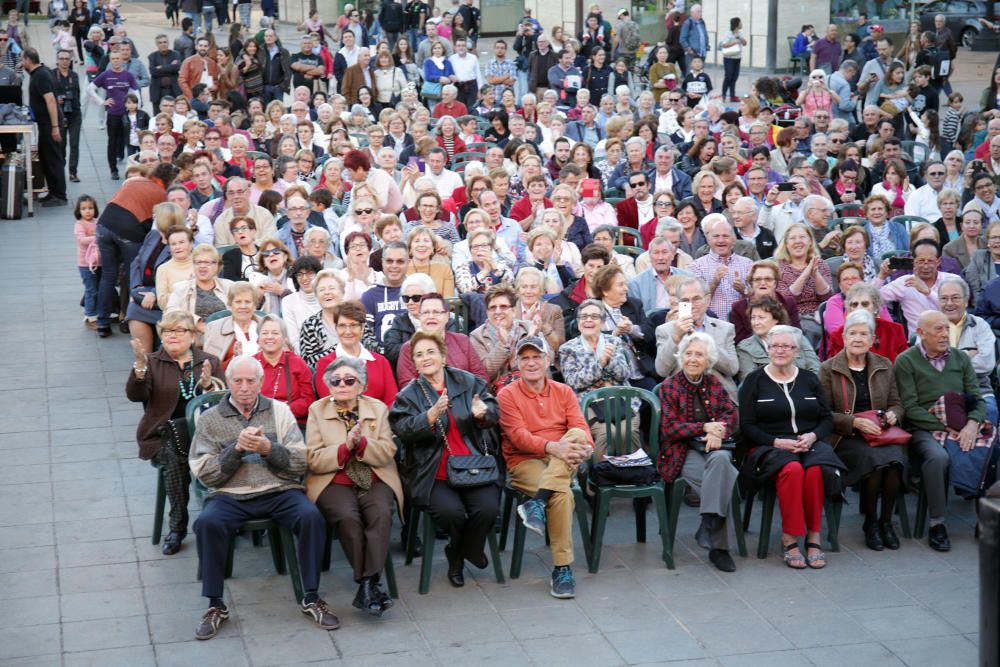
[270,356,283,397]
[178,361,198,400]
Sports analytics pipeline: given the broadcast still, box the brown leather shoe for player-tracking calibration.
[195,605,229,640]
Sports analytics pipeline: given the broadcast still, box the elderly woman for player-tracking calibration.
[690,172,725,220]
[828,225,877,285]
[591,225,637,280]
[126,203,186,352]
[730,260,801,343]
[933,189,964,248]
[514,266,566,355]
[303,227,341,270]
[455,228,514,295]
[593,263,657,390]
[388,330,502,588]
[819,309,906,551]
[658,331,740,572]
[941,209,988,272]
[536,208,584,275]
[395,292,490,388]
[826,283,908,362]
[253,314,316,427]
[382,273,437,367]
[127,309,224,555]
[314,301,398,406]
[434,115,468,165]
[249,238,295,315]
[675,200,708,256]
[523,228,576,296]
[221,216,261,281]
[407,191,462,247]
[739,325,843,570]
[820,261,890,353]
[775,223,832,347]
[962,213,999,303]
[738,296,820,379]
[298,269,346,369]
[862,194,908,260]
[559,299,637,454]
[307,356,403,615]
[282,256,323,354]
[167,244,233,324]
[405,224,456,297]
[202,261,259,341]
[339,195,381,257]
[154,227,196,313]
[471,285,534,389]
[337,231,382,300]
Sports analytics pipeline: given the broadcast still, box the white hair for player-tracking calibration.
[225,355,264,383]
[676,331,718,368]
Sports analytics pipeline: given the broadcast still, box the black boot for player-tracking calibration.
[695,514,722,550]
[445,545,464,587]
[863,521,884,551]
[372,577,393,612]
[352,578,382,617]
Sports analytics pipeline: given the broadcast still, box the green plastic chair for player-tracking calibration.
[603,188,625,199]
[498,482,593,577]
[614,244,643,259]
[830,216,865,232]
[216,244,238,256]
[404,506,505,594]
[787,36,806,74]
[466,141,491,153]
[606,225,642,246]
[890,215,929,234]
[833,203,863,217]
[321,524,399,599]
[579,387,673,572]
[605,197,625,207]
[741,483,843,559]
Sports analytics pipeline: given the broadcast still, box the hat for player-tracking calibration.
[581,178,601,198]
[516,336,547,355]
[870,24,884,32]
[617,7,629,16]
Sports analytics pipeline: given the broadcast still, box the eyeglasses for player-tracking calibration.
[232,225,253,233]
[228,188,248,195]
[578,313,602,321]
[847,300,873,309]
[989,236,1000,242]
[976,183,995,191]
[488,304,512,312]
[752,277,776,284]
[355,208,374,215]
[470,243,492,250]
[295,271,316,279]
[162,328,191,336]
[328,376,359,387]
[261,248,285,257]
[286,206,310,213]
[401,294,424,303]
[927,171,945,177]
[335,322,362,331]
[420,309,448,316]
[347,243,369,251]
[770,343,798,351]
[679,295,705,303]
[655,201,672,207]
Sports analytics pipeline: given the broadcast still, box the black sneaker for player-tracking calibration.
[550,565,576,599]
[194,605,229,640]
[517,498,547,537]
[111,171,120,180]
[70,173,80,183]
[301,598,340,630]
[97,326,112,338]
[41,197,68,208]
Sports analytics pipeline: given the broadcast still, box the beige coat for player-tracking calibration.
[166,277,234,321]
[201,314,264,361]
[304,395,404,512]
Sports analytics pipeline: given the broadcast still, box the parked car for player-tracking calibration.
[919,0,1000,49]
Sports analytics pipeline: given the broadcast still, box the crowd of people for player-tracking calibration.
[0,0,988,644]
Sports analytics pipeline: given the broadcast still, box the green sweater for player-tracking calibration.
[893,345,985,432]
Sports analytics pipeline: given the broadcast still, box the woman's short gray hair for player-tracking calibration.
[766,324,802,348]
[845,282,882,313]
[937,274,969,301]
[676,332,719,368]
[576,298,605,321]
[305,226,331,244]
[258,314,289,339]
[400,272,436,293]
[843,309,876,336]
[323,356,368,389]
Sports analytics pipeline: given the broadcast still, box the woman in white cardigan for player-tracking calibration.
[167,244,233,327]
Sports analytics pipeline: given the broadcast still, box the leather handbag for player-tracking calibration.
[840,376,911,447]
[690,436,738,454]
[420,80,442,100]
[417,378,499,488]
[158,417,191,458]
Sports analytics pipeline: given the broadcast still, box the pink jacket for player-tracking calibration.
[75,219,100,268]
[576,201,619,232]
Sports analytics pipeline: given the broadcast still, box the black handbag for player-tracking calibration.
[158,417,191,459]
[418,378,499,488]
[589,460,658,486]
[690,437,737,455]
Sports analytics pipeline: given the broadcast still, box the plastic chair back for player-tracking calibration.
[579,387,661,458]
[890,215,929,234]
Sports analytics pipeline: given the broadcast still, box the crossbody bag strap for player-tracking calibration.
[284,354,292,403]
[840,374,852,415]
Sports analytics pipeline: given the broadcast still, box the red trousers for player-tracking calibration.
[775,461,824,537]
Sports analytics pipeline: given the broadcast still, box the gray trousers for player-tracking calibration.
[909,430,950,520]
[681,449,738,549]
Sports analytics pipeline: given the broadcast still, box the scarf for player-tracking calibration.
[233,319,259,357]
[338,408,374,496]
[883,181,906,210]
[429,55,445,70]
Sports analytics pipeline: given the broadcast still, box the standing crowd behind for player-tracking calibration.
[9,0,994,643]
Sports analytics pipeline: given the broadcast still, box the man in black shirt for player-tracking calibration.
[53,48,82,184]
[260,28,291,104]
[24,48,67,207]
[289,35,323,92]
[404,0,428,50]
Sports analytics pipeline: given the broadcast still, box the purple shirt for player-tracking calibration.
[810,37,841,71]
[92,68,138,116]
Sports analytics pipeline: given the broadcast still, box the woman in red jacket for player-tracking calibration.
[314,300,398,407]
[825,282,908,362]
[254,314,317,428]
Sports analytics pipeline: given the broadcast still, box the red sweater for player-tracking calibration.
[396,331,489,388]
[509,196,552,223]
[314,349,399,408]
[253,351,316,423]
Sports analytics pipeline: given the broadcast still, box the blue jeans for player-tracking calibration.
[201,6,216,33]
[79,266,101,318]
[185,10,200,33]
[515,69,528,101]
[95,225,140,328]
[986,394,998,428]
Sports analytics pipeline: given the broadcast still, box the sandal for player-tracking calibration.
[782,542,806,569]
[805,542,826,569]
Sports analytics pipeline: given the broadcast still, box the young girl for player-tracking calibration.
[940,92,964,155]
[51,20,75,60]
[74,195,101,329]
[124,94,150,156]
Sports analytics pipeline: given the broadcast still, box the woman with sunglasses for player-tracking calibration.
[314,300,397,406]
[796,70,838,121]
[388,330,502,588]
[248,238,295,316]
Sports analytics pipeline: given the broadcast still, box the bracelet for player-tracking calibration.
[133,363,147,375]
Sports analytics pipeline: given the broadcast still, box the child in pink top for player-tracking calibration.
[74,195,101,328]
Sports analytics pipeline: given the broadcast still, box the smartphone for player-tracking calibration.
[888,256,914,271]
[677,301,692,319]
[776,182,796,192]
[408,156,425,173]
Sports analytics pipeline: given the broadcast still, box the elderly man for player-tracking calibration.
[731,196,776,259]
[934,14,957,95]
[628,237,693,312]
[564,104,605,145]
[431,83,468,119]
[342,46,376,106]
[679,4,708,61]
[654,277,739,398]
[895,310,987,551]
[809,24,841,75]
[984,136,1000,184]
[829,60,858,122]
[646,146,693,201]
[759,176,808,243]
[800,194,841,259]
[415,21,453,67]
[880,239,959,333]
[974,119,1000,163]
[904,161,948,221]
[499,336,594,599]
[148,34,181,113]
[190,356,338,639]
[689,215,755,321]
[213,177,279,245]
[635,219,694,273]
[939,276,999,426]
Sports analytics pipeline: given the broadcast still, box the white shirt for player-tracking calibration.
[636,196,654,224]
[903,184,944,222]
[281,290,320,353]
[652,170,673,194]
[448,52,483,85]
[339,45,359,67]
[424,168,463,198]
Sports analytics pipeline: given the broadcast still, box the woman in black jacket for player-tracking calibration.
[582,39,612,102]
[388,331,502,588]
[738,325,843,571]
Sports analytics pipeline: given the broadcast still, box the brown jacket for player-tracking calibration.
[178,54,220,99]
[818,350,905,448]
[304,395,404,513]
[126,347,224,460]
[341,63,378,107]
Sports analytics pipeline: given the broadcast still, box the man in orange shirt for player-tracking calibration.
[498,337,593,599]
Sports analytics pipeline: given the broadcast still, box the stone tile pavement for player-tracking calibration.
[0,8,991,667]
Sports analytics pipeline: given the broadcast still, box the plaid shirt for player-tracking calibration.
[657,372,737,483]
[689,251,754,321]
[484,57,517,99]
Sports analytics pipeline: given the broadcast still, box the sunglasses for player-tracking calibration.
[328,376,359,387]
[261,248,285,257]
[400,294,423,303]
[355,208,374,215]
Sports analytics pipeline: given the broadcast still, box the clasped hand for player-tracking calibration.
[236,426,272,455]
